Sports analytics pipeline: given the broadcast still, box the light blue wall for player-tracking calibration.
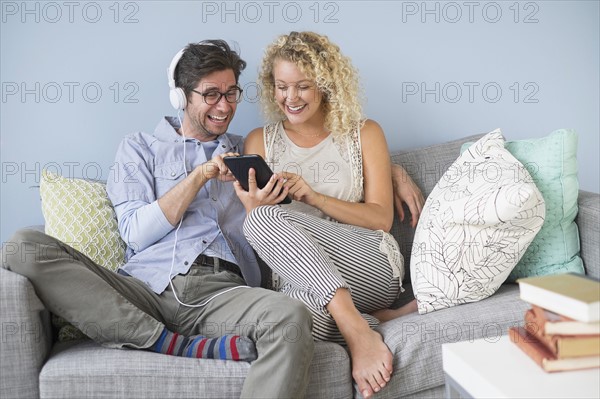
[1,0,599,243]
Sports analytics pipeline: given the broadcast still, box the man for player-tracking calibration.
[6,40,314,398]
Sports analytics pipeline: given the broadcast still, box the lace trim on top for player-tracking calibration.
[379,231,405,292]
[332,124,364,203]
[264,122,285,168]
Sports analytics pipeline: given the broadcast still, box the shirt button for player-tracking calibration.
[212,197,217,201]
[202,240,207,244]
[221,145,226,148]
[184,261,189,266]
[171,172,176,177]
[197,142,201,146]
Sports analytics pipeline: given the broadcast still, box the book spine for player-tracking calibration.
[531,304,571,323]
[530,304,600,335]
[524,309,559,355]
[545,322,600,336]
[525,308,600,358]
[518,274,600,323]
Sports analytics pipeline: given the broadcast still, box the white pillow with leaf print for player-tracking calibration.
[411,129,546,314]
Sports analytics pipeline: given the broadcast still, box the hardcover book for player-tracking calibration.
[530,304,600,335]
[524,309,600,358]
[509,327,600,372]
[517,273,600,322]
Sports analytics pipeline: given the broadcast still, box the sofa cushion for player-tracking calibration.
[410,130,545,314]
[40,340,352,398]
[377,283,529,398]
[576,191,600,279]
[0,268,51,399]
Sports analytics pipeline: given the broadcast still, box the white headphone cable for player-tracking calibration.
[167,110,249,308]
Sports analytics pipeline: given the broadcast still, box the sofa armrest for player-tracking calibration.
[576,190,600,279]
[0,264,52,398]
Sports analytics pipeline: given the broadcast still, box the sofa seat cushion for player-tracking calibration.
[376,284,529,398]
[39,340,351,398]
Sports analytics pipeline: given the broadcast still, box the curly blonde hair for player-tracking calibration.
[259,31,364,137]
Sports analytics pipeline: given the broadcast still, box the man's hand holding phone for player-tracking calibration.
[200,152,239,182]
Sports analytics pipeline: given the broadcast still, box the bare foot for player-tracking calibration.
[346,327,393,399]
[371,299,418,323]
[326,289,395,398]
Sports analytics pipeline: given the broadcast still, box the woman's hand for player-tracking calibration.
[390,164,424,228]
[280,172,321,206]
[233,168,289,213]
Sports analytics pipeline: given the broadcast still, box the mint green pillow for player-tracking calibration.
[461,129,584,280]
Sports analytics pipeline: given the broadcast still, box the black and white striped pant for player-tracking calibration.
[243,205,404,343]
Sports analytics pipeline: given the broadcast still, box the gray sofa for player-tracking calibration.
[2,134,599,398]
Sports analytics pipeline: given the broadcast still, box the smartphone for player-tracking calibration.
[223,154,291,204]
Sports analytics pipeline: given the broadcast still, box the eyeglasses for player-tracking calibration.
[191,87,243,105]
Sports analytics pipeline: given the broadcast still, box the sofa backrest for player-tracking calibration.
[390,133,600,284]
[575,190,600,279]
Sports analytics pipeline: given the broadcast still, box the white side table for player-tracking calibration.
[442,335,600,398]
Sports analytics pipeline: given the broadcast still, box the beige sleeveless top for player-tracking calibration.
[263,121,364,220]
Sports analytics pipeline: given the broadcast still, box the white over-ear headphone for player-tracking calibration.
[167,48,186,110]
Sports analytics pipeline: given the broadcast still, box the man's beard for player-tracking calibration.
[191,117,225,140]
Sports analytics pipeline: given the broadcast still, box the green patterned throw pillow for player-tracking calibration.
[40,169,126,271]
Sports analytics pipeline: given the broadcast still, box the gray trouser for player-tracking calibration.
[4,229,314,398]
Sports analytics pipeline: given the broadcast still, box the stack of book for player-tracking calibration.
[509,273,600,372]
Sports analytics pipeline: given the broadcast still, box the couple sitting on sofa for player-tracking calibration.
[5,32,423,399]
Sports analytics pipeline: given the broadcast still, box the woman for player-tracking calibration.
[233,31,420,399]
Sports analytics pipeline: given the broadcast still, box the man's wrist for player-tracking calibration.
[193,163,213,185]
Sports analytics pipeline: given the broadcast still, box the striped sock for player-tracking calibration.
[151,329,257,361]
